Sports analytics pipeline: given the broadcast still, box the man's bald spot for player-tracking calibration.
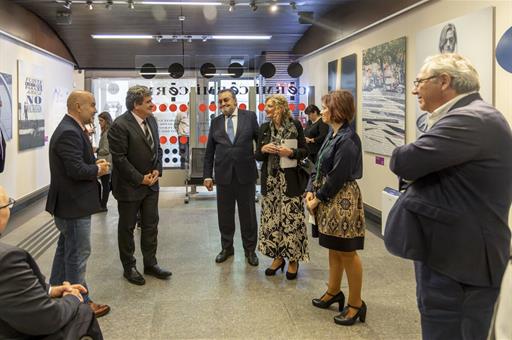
[0,186,8,206]
[67,91,93,112]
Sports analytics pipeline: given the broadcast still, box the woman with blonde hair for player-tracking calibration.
[256,95,309,280]
[306,90,366,325]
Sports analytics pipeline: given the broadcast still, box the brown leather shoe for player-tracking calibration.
[88,301,111,318]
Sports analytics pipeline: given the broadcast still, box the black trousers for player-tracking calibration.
[99,174,111,208]
[414,261,499,340]
[216,176,257,253]
[117,190,159,270]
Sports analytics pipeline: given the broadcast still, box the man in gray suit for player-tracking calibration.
[0,186,103,339]
[109,85,172,285]
[385,54,512,339]
[203,89,259,266]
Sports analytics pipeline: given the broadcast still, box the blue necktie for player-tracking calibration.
[227,115,235,143]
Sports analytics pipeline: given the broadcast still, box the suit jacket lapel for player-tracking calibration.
[126,112,153,151]
[234,111,246,144]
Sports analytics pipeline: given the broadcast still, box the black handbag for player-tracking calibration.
[299,158,315,175]
[297,158,314,192]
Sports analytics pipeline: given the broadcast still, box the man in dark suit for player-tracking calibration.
[108,85,171,285]
[385,54,512,339]
[46,91,111,318]
[203,89,259,266]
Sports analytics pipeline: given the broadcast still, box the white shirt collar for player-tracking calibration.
[131,111,145,125]
[427,91,478,130]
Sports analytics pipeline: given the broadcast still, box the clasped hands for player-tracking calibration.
[305,191,320,214]
[96,159,110,177]
[142,170,160,186]
[50,281,87,302]
[261,143,293,158]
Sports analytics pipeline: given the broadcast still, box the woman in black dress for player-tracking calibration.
[304,104,329,164]
[306,90,366,326]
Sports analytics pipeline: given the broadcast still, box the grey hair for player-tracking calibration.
[126,85,152,111]
[218,88,237,102]
[421,53,480,94]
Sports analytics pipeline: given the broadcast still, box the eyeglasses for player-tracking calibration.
[413,75,437,88]
[0,197,15,210]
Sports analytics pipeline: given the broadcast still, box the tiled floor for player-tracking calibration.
[3,187,421,339]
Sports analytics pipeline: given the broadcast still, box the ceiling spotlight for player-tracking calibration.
[270,4,278,12]
[128,0,135,9]
[86,0,93,10]
[290,2,296,10]
[250,1,257,11]
[202,35,208,42]
[63,0,72,9]
[178,15,186,21]
[228,0,235,12]
[105,0,113,10]
[187,36,192,43]
[172,35,178,42]
[155,35,162,43]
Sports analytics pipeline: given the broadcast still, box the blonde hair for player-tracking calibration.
[265,95,292,121]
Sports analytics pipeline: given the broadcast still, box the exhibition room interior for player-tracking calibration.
[0,0,511,339]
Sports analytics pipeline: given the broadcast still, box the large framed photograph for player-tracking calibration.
[327,59,338,92]
[362,37,406,156]
[17,60,45,150]
[0,72,13,140]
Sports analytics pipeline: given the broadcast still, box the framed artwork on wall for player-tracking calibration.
[362,37,406,156]
[415,7,493,136]
[17,60,45,150]
[327,59,338,92]
[340,53,357,129]
[0,72,13,140]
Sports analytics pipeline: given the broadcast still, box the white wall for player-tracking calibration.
[300,0,512,212]
[0,35,76,200]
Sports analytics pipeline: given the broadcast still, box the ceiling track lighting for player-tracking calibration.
[63,0,72,9]
[178,15,186,21]
[105,0,113,9]
[91,34,272,41]
[250,1,257,11]
[228,0,235,12]
[128,0,135,9]
[289,1,296,10]
[86,0,93,10]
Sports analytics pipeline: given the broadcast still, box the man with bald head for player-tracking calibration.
[46,90,111,317]
[0,186,104,338]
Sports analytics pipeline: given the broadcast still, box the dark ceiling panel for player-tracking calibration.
[10,0,424,69]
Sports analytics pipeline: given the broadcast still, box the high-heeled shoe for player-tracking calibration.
[312,291,345,311]
[286,262,299,280]
[264,259,285,276]
[334,301,367,326]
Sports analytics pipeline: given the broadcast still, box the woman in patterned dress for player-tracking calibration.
[306,90,367,326]
[255,95,309,280]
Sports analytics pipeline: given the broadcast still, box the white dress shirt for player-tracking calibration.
[427,91,478,130]
[131,111,154,142]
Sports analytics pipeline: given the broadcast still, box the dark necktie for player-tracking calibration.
[227,115,235,143]
[142,120,156,160]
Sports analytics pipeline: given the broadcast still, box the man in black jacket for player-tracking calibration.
[203,89,259,266]
[0,186,103,339]
[46,91,110,317]
[108,85,171,285]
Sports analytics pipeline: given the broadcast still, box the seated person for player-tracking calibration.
[0,185,103,339]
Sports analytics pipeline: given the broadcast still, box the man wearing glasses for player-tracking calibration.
[385,53,512,339]
[0,186,103,339]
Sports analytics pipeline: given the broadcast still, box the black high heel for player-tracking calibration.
[286,262,299,280]
[264,259,285,276]
[334,301,367,326]
[312,291,345,311]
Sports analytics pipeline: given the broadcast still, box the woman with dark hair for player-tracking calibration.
[256,94,309,280]
[97,111,113,211]
[304,104,329,164]
[306,90,366,326]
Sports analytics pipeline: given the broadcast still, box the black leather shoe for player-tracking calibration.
[312,291,345,311]
[123,267,145,285]
[144,265,172,279]
[246,252,259,266]
[215,248,234,263]
[334,301,367,326]
[286,262,299,280]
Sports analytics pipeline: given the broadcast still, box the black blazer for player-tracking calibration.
[108,111,163,202]
[203,109,259,185]
[255,119,308,197]
[385,93,512,287]
[304,118,329,161]
[46,115,101,218]
[0,242,81,339]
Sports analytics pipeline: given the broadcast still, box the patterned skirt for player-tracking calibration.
[315,180,365,251]
[258,170,309,262]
